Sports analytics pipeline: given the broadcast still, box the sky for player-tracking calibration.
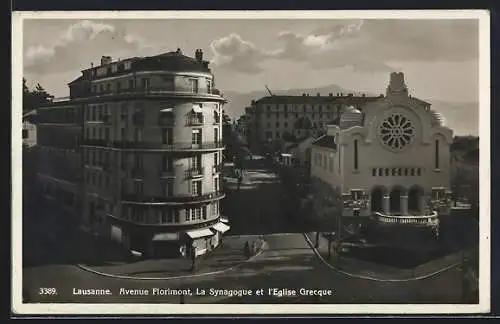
[23,18,479,103]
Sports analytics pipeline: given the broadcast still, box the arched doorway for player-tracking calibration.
[370,187,384,213]
[408,186,423,213]
[390,187,403,214]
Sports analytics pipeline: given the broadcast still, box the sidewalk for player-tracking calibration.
[306,232,464,281]
[78,235,266,278]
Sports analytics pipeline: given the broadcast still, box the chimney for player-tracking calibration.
[340,92,343,96]
[91,62,94,68]
[329,93,333,97]
[316,92,320,96]
[348,93,353,97]
[176,48,182,54]
[101,56,112,65]
[195,49,203,61]
[362,94,366,97]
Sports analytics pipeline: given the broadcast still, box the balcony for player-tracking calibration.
[373,211,439,227]
[186,115,204,126]
[111,140,224,151]
[185,167,204,178]
[121,190,225,205]
[83,87,226,101]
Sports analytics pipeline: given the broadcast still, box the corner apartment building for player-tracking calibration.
[37,48,229,258]
[243,93,380,153]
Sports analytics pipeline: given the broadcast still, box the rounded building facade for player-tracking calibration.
[81,49,229,258]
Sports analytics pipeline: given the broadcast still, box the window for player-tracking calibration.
[116,82,121,92]
[185,209,191,222]
[435,139,440,169]
[191,155,202,169]
[22,129,28,139]
[191,129,202,145]
[416,168,422,176]
[328,158,334,173]
[267,122,271,128]
[104,128,110,141]
[404,168,409,176]
[353,139,359,171]
[214,127,219,143]
[194,207,202,221]
[398,168,402,176]
[214,152,219,166]
[121,128,126,141]
[160,210,168,224]
[276,122,280,127]
[267,106,271,112]
[276,131,280,138]
[121,153,127,170]
[206,79,212,93]
[372,168,377,176]
[385,168,389,176]
[323,155,327,169]
[121,103,128,120]
[284,122,288,128]
[133,181,143,195]
[128,80,134,89]
[162,128,173,145]
[392,168,397,176]
[141,78,149,89]
[162,155,172,171]
[189,79,199,93]
[378,168,383,176]
[164,181,174,196]
[202,206,207,220]
[192,180,202,196]
[214,176,219,192]
[174,209,180,223]
[134,128,143,142]
[134,154,143,169]
[410,168,415,176]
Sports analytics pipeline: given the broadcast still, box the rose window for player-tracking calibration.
[378,113,416,151]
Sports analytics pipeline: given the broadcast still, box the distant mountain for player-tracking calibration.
[221,85,478,136]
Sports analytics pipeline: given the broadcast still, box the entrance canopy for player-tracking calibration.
[212,222,230,233]
[186,228,214,239]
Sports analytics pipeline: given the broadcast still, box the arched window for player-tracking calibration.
[372,168,377,176]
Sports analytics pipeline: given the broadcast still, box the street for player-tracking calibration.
[22,156,466,304]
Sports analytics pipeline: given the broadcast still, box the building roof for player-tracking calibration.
[255,94,379,105]
[312,135,337,151]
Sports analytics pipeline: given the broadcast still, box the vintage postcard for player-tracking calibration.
[12,10,490,315]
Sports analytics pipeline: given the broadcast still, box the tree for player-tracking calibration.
[22,78,54,113]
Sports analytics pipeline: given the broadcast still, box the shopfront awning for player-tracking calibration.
[220,217,229,223]
[212,222,231,234]
[152,232,179,241]
[186,228,214,239]
[160,108,174,113]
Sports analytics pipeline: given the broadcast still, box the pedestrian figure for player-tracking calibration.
[251,241,257,256]
[244,241,251,259]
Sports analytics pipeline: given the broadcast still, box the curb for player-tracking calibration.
[303,233,460,282]
[76,240,269,281]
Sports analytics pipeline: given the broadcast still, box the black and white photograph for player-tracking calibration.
[12,10,490,315]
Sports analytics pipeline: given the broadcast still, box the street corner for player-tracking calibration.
[76,236,269,281]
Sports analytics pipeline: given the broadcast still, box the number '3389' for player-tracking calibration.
[39,288,58,295]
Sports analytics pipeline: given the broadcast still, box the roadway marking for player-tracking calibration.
[302,233,461,282]
[76,241,269,281]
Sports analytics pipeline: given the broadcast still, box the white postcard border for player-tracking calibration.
[11,10,491,315]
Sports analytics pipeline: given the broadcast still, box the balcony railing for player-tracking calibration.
[186,115,204,126]
[185,167,204,178]
[373,211,439,227]
[121,190,225,205]
[85,87,225,98]
[82,139,225,151]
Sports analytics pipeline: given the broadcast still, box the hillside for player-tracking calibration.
[222,85,479,136]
